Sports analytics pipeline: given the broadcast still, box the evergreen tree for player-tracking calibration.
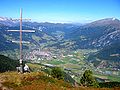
[80,70,99,87]
[51,67,64,80]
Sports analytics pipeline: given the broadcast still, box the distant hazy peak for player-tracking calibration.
[84,18,120,28]
[0,17,12,21]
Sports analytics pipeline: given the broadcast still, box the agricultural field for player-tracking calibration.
[37,49,120,83]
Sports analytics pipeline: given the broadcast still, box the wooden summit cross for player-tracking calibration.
[8,8,35,73]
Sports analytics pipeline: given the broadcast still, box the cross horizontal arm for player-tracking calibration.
[7,30,35,32]
[12,40,30,44]
[11,19,31,21]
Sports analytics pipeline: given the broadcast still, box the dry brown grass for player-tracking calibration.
[0,71,120,90]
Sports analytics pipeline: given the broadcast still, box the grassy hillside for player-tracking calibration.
[0,72,120,90]
[0,72,73,90]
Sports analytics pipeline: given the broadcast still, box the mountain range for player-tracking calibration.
[0,17,120,67]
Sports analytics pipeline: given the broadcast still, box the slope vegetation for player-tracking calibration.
[0,55,19,72]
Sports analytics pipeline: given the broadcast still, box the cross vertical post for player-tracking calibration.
[7,8,35,73]
[20,8,23,73]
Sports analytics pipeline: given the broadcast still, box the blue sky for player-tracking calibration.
[0,0,120,23]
